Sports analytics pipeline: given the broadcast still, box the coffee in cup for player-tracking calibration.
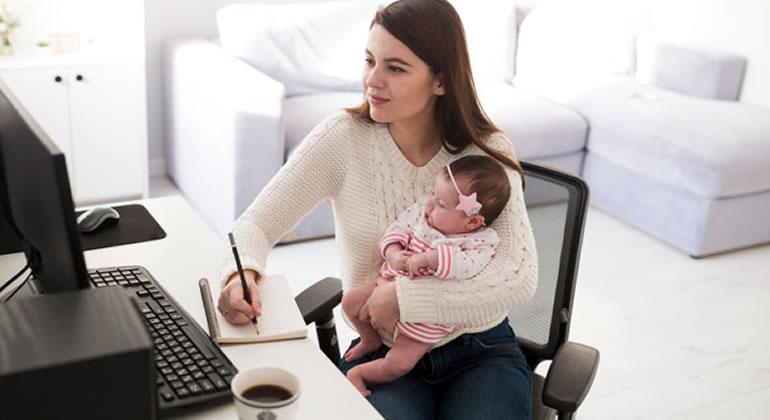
[231,367,301,420]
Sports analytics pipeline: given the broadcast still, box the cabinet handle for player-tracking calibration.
[75,74,84,81]
[54,76,62,83]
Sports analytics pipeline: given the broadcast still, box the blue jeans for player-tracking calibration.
[338,319,532,420]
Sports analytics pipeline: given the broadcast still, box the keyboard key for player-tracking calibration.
[199,379,215,393]
[161,390,175,402]
[170,380,185,389]
[147,302,164,314]
[217,367,231,377]
[187,383,203,395]
[207,373,228,391]
[193,371,206,380]
[137,290,150,298]
[175,388,191,399]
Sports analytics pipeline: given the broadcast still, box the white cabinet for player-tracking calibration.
[0,57,148,205]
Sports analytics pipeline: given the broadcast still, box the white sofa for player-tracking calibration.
[164,2,770,257]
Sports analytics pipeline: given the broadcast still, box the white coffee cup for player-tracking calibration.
[231,367,301,420]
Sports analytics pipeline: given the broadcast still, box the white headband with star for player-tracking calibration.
[446,164,482,216]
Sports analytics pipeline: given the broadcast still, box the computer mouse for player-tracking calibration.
[77,206,120,233]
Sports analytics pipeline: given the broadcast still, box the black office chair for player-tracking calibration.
[509,160,599,420]
[294,160,599,420]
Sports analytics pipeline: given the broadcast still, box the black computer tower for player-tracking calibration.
[0,286,155,419]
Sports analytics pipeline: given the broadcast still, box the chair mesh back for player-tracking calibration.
[507,173,570,347]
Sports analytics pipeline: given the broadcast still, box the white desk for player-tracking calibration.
[0,196,381,419]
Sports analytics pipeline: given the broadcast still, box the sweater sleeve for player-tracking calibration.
[379,200,422,258]
[395,135,538,326]
[218,112,352,286]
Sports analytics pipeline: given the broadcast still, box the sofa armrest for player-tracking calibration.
[542,341,600,414]
[164,38,286,236]
[636,37,746,100]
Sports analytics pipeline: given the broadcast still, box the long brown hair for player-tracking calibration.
[346,0,525,185]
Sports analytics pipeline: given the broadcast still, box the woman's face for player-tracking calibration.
[362,24,444,124]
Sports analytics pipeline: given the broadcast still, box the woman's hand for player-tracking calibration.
[359,276,399,335]
[217,269,262,325]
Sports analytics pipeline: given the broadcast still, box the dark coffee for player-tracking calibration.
[241,384,293,403]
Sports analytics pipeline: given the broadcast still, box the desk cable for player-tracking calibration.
[0,264,30,302]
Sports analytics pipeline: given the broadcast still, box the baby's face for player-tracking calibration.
[425,173,473,234]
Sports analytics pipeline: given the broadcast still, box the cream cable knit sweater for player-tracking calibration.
[219,110,538,348]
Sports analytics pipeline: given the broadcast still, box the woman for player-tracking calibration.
[217,0,537,418]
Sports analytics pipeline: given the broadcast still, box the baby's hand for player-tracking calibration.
[385,246,413,271]
[406,254,431,279]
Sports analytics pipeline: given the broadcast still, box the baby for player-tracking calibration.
[341,155,512,396]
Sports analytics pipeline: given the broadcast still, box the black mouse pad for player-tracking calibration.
[74,204,167,251]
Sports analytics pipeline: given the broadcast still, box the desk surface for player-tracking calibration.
[0,196,381,420]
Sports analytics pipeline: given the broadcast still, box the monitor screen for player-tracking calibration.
[0,80,89,294]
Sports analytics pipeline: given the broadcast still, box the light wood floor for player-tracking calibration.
[152,176,770,419]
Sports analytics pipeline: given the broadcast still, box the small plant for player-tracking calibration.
[37,41,49,48]
[0,3,20,54]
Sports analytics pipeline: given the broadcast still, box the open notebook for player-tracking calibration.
[198,275,307,344]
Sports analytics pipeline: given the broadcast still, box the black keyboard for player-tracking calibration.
[88,265,237,417]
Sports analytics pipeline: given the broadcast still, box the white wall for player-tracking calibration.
[143,0,220,176]
[4,0,144,57]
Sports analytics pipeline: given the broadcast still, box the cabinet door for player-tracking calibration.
[68,63,147,204]
[0,67,75,184]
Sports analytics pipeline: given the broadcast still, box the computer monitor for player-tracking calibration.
[0,80,89,294]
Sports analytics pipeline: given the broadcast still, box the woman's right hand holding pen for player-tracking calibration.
[218,269,262,325]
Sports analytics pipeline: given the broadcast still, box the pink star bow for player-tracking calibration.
[446,164,482,216]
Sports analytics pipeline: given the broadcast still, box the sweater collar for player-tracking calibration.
[376,123,450,182]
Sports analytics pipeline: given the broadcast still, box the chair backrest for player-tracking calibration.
[507,161,589,369]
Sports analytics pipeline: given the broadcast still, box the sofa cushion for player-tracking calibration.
[636,37,747,101]
[476,82,588,159]
[284,92,364,157]
[217,1,379,96]
[569,79,770,198]
[218,1,518,97]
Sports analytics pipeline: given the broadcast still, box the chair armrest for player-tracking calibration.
[164,38,287,236]
[294,277,342,325]
[542,341,600,414]
[295,277,343,363]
